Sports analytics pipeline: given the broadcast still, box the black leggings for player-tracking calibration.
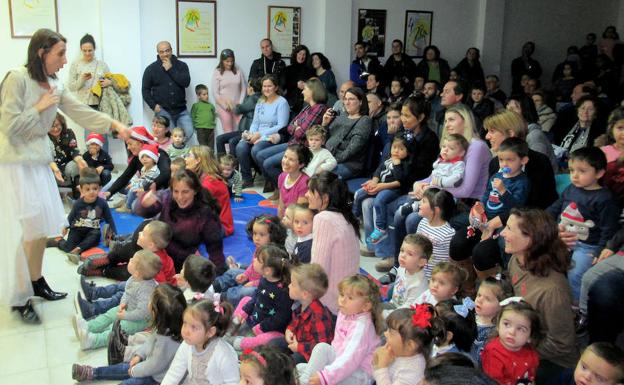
[449,226,505,271]
[103,220,151,280]
[59,227,101,253]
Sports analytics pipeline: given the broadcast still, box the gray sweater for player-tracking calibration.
[324,114,372,175]
[131,332,181,382]
[121,277,158,322]
[527,123,557,172]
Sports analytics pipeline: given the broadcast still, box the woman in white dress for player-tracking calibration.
[0,29,130,323]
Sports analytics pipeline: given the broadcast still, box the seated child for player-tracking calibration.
[118,143,160,213]
[71,284,186,383]
[551,342,624,385]
[292,204,315,264]
[302,125,337,176]
[400,134,468,216]
[76,221,175,319]
[278,144,312,218]
[166,127,190,160]
[415,262,466,306]
[239,346,299,385]
[175,254,217,302]
[387,77,406,104]
[373,305,435,385]
[296,275,382,385]
[219,154,243,202]
[47,168,116,263]
[432,299,477,358]
[231,244,294,351]
[481,299,542,385]
[284,263,335,364]
[353,134,411,245]
[83,133,114,186]
[161,300,240,385]
[547,146,619,302]
[212,214,286,306]
[73,250,162,350]
[382,234,431,318]
[282,204,298,255]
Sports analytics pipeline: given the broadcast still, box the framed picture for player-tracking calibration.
[267,6,301,58]
[8,0,58,38]
[176,0,217,58]
[357,9,386,58]
[404,10,433,58]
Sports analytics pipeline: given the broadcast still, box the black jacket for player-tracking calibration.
[142,55,190,114]
[249,52,286,82]
[82,149,114,171]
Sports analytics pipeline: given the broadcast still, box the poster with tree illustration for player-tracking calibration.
[176,0,217,57]
[357,9,386,58]
[268,6,301,59]
[404,10,433,58]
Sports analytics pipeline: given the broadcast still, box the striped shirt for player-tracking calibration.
[416,218,455,279]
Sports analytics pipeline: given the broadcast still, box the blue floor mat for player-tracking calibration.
[103,192,275,267]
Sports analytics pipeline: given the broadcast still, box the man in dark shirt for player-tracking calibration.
[383,39,417,93]
[142,41,192,140]
[249,38,286,83]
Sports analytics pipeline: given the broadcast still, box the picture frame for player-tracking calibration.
[404,10,433,58]
[267,6,301,59]
[176,0,217,58]
[357,9,386,58]
[8,0,59,38]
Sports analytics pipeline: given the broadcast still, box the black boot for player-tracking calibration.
[32,276,67,301]
[12,299,41,324]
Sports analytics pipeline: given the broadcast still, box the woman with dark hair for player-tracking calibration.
[211,48,247,135]
[415,45,451,85]
[558,95,603,154]
[137,169,225,272]
[311,52,336,98]
[321,87,372,179]
[282,45,314,115]
[48,113,88,197]
[453,47,486,88]
[305,171,360,313]
[502,208,578,383]
[0,28,130,323]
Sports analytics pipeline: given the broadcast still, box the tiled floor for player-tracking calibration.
[0,181,384,385]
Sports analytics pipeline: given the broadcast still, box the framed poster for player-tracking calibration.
[404,10,433,58]
[9,0,58,38]
[176,0,217,58]
[357,9,386,58]
[267,6,301,58]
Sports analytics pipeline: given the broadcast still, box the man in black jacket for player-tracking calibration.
[249,38,286,83]
[142,41,192,140]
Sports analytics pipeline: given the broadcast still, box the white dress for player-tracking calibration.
[0,67,113,306]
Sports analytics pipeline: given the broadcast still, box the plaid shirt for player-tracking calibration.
[287,103,328,145]
[287,299,335,361]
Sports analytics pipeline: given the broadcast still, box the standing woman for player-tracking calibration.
[211,49,246,135]
[282,45,314,115]
[66,34,112,148]
[415,45,451,85]
[0,29,129,323]
[311,52,337,100]
[306,171,360,314]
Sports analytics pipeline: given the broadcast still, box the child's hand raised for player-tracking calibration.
[372,344,396,369]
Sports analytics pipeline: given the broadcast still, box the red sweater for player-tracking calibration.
[481,338,539,385]
[201,175,234,236]
[154,249,176,285]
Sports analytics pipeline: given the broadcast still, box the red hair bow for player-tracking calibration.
[410,304,432,329]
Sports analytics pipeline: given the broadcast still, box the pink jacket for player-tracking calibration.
[319,312,380,385]
[242,250,261,286]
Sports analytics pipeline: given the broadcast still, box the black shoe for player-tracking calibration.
[379,268,397,285]
[75,292,96,319]
[80,276,96,301]
[242,180,254,189]
[32,276,67,301]
[12,299,41,324]
[45,237,62,248]
[262,180,275,193]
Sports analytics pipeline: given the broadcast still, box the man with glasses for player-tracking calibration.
[142,41,193,141]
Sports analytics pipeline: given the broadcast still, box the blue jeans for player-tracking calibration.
[93,362,159,384]
[353,188,400,231]
[213,269,257,307]
[568,241,601,301]
[157,109,194,143]
[333,164,355,180]
[126,190,138,210]
[580,253,624,314]
[235,140,275,182]
[257,143,288,184]
[362,195,406,258]
[92,281,126,316]
[100,169,112,186]
[216,131,242,156]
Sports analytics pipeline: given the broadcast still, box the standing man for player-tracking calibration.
[142,41,193,140]
[510,41,542,94]
[383,39,417,93]
[349,41,382,89]
[249,38,286,82]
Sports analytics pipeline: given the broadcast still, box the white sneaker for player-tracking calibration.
[72,314,88,340]
[79,332,96,351]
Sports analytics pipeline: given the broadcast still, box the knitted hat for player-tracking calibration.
[138,143,159,163]
[561,202,584,224]
[86,133,105,147]
[130,126,155,144]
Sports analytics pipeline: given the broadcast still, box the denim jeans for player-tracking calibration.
[93,362,159,384]
[579,251,624,313]
[361,194,407,259]
[257,143,288,184]
[92,281,126,316]
[332,163,355,180]
[213,268,257,307]
[126,189,138,210]
[353,188,400,231]
[588,269,624,343]
[216,131,242,156]
[157,109,195,144]
[100,169,112,186]
[235,140,275,182]
[568,241,600,301]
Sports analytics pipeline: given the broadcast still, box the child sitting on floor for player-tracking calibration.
[219,153,243,202]
[166,127,190,160]
[551,342,624,385]
[292,204,316,264]
[118,143,160,213]
[83,133,114,186]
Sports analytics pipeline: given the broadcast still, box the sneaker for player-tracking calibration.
[72,314,88,340]
[79,332,97,351]
[75,292,95,319]
[116,205,132,213]
[231,336,244,350]
[360,245,375,257]
[80,276,96,301]
[366,229,388,245]
[71,364,94,382]
[226,255,239,270]
[375,258,396,273]
[379,267,398,285]
[67,252,81,265]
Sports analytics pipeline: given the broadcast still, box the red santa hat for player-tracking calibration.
[561,202,585,223]
[138,143,159,163]
[130,126,155,144]
[85,133,105,148]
